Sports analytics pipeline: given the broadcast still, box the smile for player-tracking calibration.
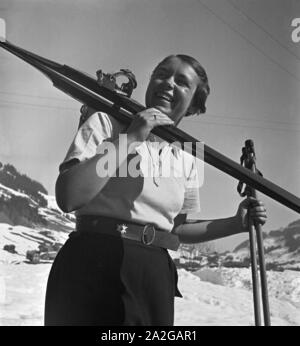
[155,92,174,103]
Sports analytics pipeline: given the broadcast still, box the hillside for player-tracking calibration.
[174,220,300,272]
[0,162,75,263]
[231,219,300,271]
[0,162,74,229]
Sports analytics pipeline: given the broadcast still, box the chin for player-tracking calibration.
[153,104,172,116]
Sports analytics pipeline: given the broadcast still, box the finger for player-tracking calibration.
[249,211,267,216]
[249,206,266,212]
[253,201,264,208]
[150,112,172,122]
[253,218,267,225]
[135,111,172,125]
[251,214,267,220]
[247,202,265,211]
[249,209,267,215]
[154,119,174,127]
[137,108,163,119]
[247,219,267,227]
[240,197,257,207]
[151,115,172,123]
[250,215,267,221]
[148,107,163,113]
[146,108,166,117]
[247,197,264,206]
[150,112,173,122]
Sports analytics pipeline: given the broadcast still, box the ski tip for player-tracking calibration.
[0,18,6,42]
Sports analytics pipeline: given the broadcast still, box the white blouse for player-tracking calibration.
[59,111,201,232]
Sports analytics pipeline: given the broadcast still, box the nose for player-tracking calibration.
[162,75,175,89]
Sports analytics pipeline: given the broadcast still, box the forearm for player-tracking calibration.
[173,216,243,244]
[56,107,173,213]
[56,134,140,212]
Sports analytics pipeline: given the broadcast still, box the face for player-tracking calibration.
[145,56,200,125]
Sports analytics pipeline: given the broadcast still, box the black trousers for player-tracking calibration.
[44,231,181,326]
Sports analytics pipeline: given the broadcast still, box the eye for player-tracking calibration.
[153,68,169,79]
[176,78,189,87]
[156,72,166,78]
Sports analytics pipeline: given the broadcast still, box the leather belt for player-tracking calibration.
[75,215,180,251]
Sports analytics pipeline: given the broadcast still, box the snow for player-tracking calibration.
[0,261,299,326]
[38,193,76,227]
[0,183,32,200]
[195,267,300,303]
[39,193,61,212]
[0,223,69,261]
[0,263,50,325]
[175,269,300,326]
[0,222,299,326]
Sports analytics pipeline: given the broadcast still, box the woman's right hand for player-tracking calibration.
[127,108,174,142]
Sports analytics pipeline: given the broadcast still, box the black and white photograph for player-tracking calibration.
[0,0,299,328]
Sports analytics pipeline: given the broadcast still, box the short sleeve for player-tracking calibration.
[59,111,113,173]
[179,157,201,214]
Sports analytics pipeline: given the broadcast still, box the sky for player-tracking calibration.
[0,0,300,250]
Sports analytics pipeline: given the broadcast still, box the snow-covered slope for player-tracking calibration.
[0,162,75,264]
[0,223,70,264]
[0,182,75,231]
[231,219,300,271]
[0,264,299,326]
[194,267,300,305]
[175,268,300,326]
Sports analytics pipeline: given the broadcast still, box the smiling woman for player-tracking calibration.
[45,54,267,326]
[146,55,210,124]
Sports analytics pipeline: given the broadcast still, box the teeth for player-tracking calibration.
[156,93,173,102]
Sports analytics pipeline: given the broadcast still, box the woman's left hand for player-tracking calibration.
[235,197,267,232]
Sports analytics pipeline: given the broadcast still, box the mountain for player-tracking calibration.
[229,219,300,271]
[0,161,75,263]
[174,220,300,272]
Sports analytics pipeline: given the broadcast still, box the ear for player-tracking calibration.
[186,103,201,116]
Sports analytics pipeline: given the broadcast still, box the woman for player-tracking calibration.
[44,55,267,326]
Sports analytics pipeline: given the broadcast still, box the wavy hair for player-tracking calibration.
[153,54,210,115]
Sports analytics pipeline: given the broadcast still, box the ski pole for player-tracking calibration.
[245,140,271,326]
[237,140,271,326]
[248,219,262,325]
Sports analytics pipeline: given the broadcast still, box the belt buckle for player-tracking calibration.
[116,224,128,235]
[142,224,156,245]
